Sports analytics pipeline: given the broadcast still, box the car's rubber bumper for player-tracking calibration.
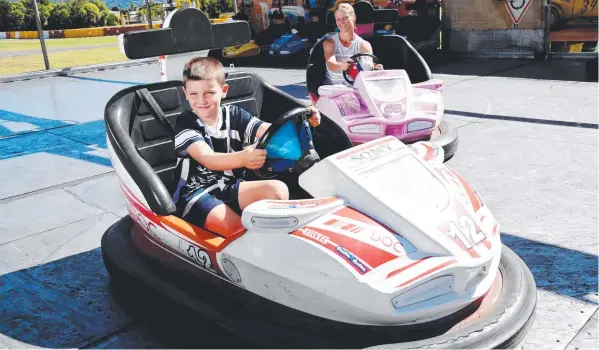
[102,216,536,349]
[433,119,459,162]
[410,119,458,162]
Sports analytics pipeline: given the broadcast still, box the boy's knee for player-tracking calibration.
[205,204,243,236]
[269,180,289,200]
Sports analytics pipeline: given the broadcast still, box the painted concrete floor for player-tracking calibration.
[0,57,597,349]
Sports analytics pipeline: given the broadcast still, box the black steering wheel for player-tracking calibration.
[253,107,321,179]
[343,53,380,85]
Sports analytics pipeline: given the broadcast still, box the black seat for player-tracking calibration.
[306,33,432,98]
[105,70,353,215]
[306,34,331,99]
[298,21,328,42]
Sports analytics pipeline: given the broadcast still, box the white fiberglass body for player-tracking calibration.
[112,134,501,326]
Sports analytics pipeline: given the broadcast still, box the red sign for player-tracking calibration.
[504,0,535,24]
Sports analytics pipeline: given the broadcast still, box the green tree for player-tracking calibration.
[81,2,102,26]
[89,0,109,12]
[199,0,233,18]
[137,1,164,21]
[104,12,119,26]
[0,0,26,31]
[15,0,53,30]
[70,1,102,28]
[0,0,12,31]
[47,3,71,30]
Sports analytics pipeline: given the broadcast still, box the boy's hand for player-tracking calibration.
[242,143,267,169]
[307,105,321,127]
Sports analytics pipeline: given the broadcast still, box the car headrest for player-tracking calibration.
[123,8,251,59]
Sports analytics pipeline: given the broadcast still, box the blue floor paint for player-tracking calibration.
[0,109,111,168]
[49,119,108,148]
[0,110,74,138]
[67,75,144,86]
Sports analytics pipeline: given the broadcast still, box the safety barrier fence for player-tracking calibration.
[0,23,162,40]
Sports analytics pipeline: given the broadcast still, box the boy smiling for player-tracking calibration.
[173,57,321,235]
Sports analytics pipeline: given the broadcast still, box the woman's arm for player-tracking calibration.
[324,38,352,73]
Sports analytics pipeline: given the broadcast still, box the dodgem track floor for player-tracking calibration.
[0,57,596,349]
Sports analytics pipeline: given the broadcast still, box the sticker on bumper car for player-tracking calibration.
[187,244,215,272]
[291,218,411,276]
[335,246,368,273]
[292,227,373,275]
[269,202,318,209]
[117,182,241,278]
[322,215,415,257]
[266,197,340,209]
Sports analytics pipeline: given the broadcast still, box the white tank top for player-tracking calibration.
[324,33,365,86]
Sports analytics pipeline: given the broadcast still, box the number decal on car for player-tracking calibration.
[187,244,213,271]
[448,216,487,250]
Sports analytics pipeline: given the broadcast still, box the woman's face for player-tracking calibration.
[335,10,355,32]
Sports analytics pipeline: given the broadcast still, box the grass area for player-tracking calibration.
[0,36,119,53]
[0,46,128,75]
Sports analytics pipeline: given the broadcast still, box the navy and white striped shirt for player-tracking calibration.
[173,105,265,202]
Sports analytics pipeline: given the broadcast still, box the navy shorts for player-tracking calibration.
[178,178,243,229]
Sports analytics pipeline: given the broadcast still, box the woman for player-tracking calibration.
[323,3,383,86]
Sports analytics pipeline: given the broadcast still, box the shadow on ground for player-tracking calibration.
[430,55,596,83]
[502,232,598,304]
[1,233,596,348]
[0,247,249,349]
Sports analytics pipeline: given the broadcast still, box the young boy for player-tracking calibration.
[173,57,321,236]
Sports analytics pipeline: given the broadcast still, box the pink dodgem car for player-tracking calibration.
[307,35,458,161]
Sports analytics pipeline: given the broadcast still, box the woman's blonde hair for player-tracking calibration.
[335,3,356,19]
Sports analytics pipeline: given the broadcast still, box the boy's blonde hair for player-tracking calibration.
[335,3,356,19]
[183,57,226,86]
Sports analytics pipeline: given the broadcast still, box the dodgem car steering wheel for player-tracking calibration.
[343,53,380,85]
[253,107,321,179]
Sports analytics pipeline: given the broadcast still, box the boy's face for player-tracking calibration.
[184,79,229,119]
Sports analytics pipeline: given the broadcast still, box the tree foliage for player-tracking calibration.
[0,0,233,31]
[137,1,165,21]
[198,0,234,18]
[0,0,120,31]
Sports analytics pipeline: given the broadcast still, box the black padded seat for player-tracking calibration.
[105,70,353,215]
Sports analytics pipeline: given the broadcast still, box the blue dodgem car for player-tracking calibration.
[269,28,314,59]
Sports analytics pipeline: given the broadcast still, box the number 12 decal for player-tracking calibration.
[448,216,487,249]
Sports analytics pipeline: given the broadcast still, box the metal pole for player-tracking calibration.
[145,0,153,28]
[233,0,238,13]
[543,0,551,59]
[33,0,50,70]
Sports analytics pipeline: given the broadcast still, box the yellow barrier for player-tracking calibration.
[18,31,39,39]
[569,43,584,53]
[64,27,105,38]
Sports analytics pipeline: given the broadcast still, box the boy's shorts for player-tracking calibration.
[178,178,243,229]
